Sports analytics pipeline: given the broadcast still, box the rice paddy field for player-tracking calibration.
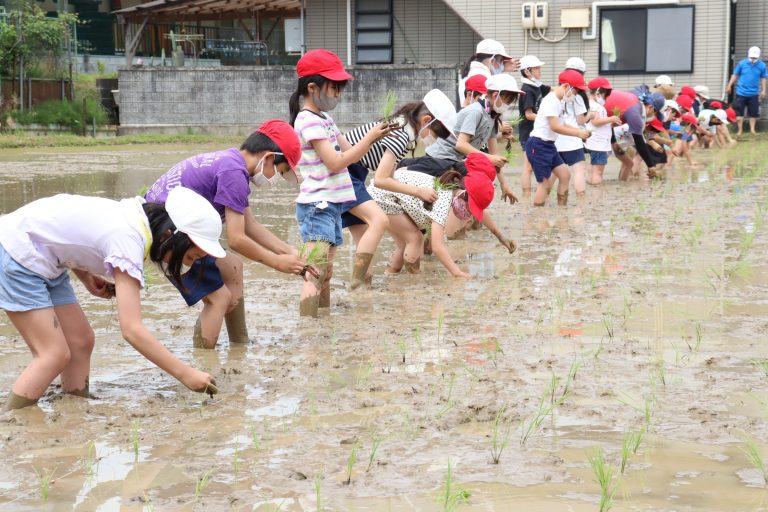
[1,138,768,511]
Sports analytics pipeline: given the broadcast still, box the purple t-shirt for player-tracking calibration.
[145,148,250,220]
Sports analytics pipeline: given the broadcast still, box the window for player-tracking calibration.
[600,5,694,74]
[356,0,393,64]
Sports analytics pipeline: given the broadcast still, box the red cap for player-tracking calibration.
[725,107,737,122]
[646,118,665,132]
[558,69,587,90]
[464,74,488,94]
[679,85,697,99]
[296,49,354,81]
[680,113,698,126]
[256,120,301,181]
[676,94,694,111]
[463,153,495,221]
[710,100,723,109]
[587,76,612,90]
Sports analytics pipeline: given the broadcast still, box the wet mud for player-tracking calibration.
[1,141,768,510]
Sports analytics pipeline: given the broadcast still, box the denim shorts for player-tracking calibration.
[559,148,586,166]
[167,255,225,306]
[0,243,77,311]
[297,200,344,246]
[587,149,609,165]
[525,137,564,183]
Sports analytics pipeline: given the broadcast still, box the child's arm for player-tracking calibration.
[487,137,517,204]
[226,208,307,275]
[549,116,590,139]
[373,150,438,202]
[524,108,536,121]
[114,269,218,394]
[480,212,516,254]
[455,133,506,168]
[591,115,621,127]
[312,123,391,173]
[429,222,470,278]
[72,269,114,298]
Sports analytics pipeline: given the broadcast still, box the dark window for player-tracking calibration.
[356,0,393,64]
[600,5,694,74]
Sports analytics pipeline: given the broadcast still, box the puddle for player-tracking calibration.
[1,140,768,509]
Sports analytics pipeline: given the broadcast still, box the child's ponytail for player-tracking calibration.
[460,53,493,78]
[289,85,304,127]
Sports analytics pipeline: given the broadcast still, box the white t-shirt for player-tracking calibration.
[458,61,491,100]
[585,102,612,152]
[555,94,587,152]
[0,195,149,286]
[697,109,718,134]
[530,92,562,142]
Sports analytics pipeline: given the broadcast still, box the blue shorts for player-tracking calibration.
[587,149,609,165]
[297,200,344,246]
[559,148,586,166]
[525,137,564,183]
[168,255,225,307]
[733,95,760,118]
[341,163,372,228]
[0,243,77,311]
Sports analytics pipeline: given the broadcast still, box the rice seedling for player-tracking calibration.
[588,447,618,512]
[131,419,141,460]
[750,359,768,379]
[382,90,398,120]
[314,473,323,511]
[436,373,457,418]
[299,241,330,267]
[482,338,503,368]
[142,493,155,512]
[413,325,424,353]
[441,461,471,512]
[740,437,768,485]
[356,362,374,387]
[520,392,554,447]
[34,467,55,503]
[344,442,358,485]
[436,311,445,344]
[194,469,214,500]
[490,404,513,464]
[620,429,645,473]
[602,312,615,340]
[396,337,408,364]
[83,440,97,477]
[233,444,241,475]
[366,435,383,472]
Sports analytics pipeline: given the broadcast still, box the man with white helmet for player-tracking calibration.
[727,46,768,136]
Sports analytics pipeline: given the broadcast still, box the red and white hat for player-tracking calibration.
[587,77,612,90]
[464,74,488,94]
[297,49,353,81]
[463,153,496,221]
[255,120,301,183]
[559,69,587,90]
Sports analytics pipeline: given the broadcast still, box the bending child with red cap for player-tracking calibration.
[145,120,316,348]
[368,153,510,277]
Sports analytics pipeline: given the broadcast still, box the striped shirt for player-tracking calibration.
[344,117,416,171]
[293,110,355,204]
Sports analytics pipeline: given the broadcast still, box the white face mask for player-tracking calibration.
[489,55,505,75]
[563,87,575,103]
[418,118,437,147]
[250,152,284,188]
[595,95,606,106]
[492,95,510,114]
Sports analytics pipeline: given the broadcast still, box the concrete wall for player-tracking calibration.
[116,65,458,134]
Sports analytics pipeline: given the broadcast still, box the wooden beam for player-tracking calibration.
[124,16,149,66]
[263,15,281,41]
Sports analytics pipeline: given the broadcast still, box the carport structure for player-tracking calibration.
[113,0,301,66]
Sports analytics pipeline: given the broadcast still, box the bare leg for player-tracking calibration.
[736,117,743,136]
[5,308,73,409]
[55,303,95,396]
[521,151,532,196]
[217,254,247,344]
[571,160,587,195]
[591,164,605,184]
[552,164,571,205]
[533,176,554,206]
[387,214,423,273]
[196,285,232,348]
[348,201,388,288]
[750,117,757,134]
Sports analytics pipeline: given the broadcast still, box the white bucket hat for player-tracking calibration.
[714,109,728,125]
[165,187,226,258]
[485,74,525,94]
[694,85,710,99]
[476,39,512,60]
[664,99,681,113]
[655,74,674,86]
[565,57,586,73]
[423,89,458,138]
[519,55,545,70]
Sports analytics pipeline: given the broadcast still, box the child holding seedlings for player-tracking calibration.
[556,58,593,197]
[341,89,458,287]
[518,55,548,196]
[0,187,223,410]
[145,120,315,349]
[585,77,621,185]
[368,152,504,276]
[289,49,392,316]
[525,70,591,206]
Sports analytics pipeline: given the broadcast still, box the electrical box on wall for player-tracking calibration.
[521,2,535,29]
[534,2,549,29]
[560,8,590,29]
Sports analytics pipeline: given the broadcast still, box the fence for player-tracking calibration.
[0,78,73,111]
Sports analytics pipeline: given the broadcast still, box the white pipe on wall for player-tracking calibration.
[582,0,680,40]
[346,0,352,66]
[722,0,731,100]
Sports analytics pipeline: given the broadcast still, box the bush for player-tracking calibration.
[10,96,108,130]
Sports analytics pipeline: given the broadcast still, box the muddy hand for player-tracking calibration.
[499,237,517,254]
[501,188,518,204]
[183,369,218,395]
[300,264,321,281]
[417,186,438,204]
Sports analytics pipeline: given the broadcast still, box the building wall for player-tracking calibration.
[305,0,480,66]
[116,65,457,134]
[733,0,766,61]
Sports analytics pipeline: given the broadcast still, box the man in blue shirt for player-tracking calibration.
[727,46,768,136]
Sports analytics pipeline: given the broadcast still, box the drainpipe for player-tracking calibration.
[721,0,731,100]
[582,0,680,40]
[346,0,352,66]
[300,0,306,55]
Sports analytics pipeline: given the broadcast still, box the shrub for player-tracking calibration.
[11,96,108,130]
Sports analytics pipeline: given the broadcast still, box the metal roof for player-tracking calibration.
[113,0,300,22]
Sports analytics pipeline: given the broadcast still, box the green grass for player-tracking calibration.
[0,132,238,149]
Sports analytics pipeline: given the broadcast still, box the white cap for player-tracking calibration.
[664,99,680,113]
[714,109,728,124]
[165,187,226,258]
[423,89,458,138]
[485,74,525,94]
[655,74,674,86]
[565,57,586,73]
[476,39,512,60]
[749,46,761,58]
[693,85,710,99]
[519,55,545,70]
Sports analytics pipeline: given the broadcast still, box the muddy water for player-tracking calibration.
[1,141,768,511]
